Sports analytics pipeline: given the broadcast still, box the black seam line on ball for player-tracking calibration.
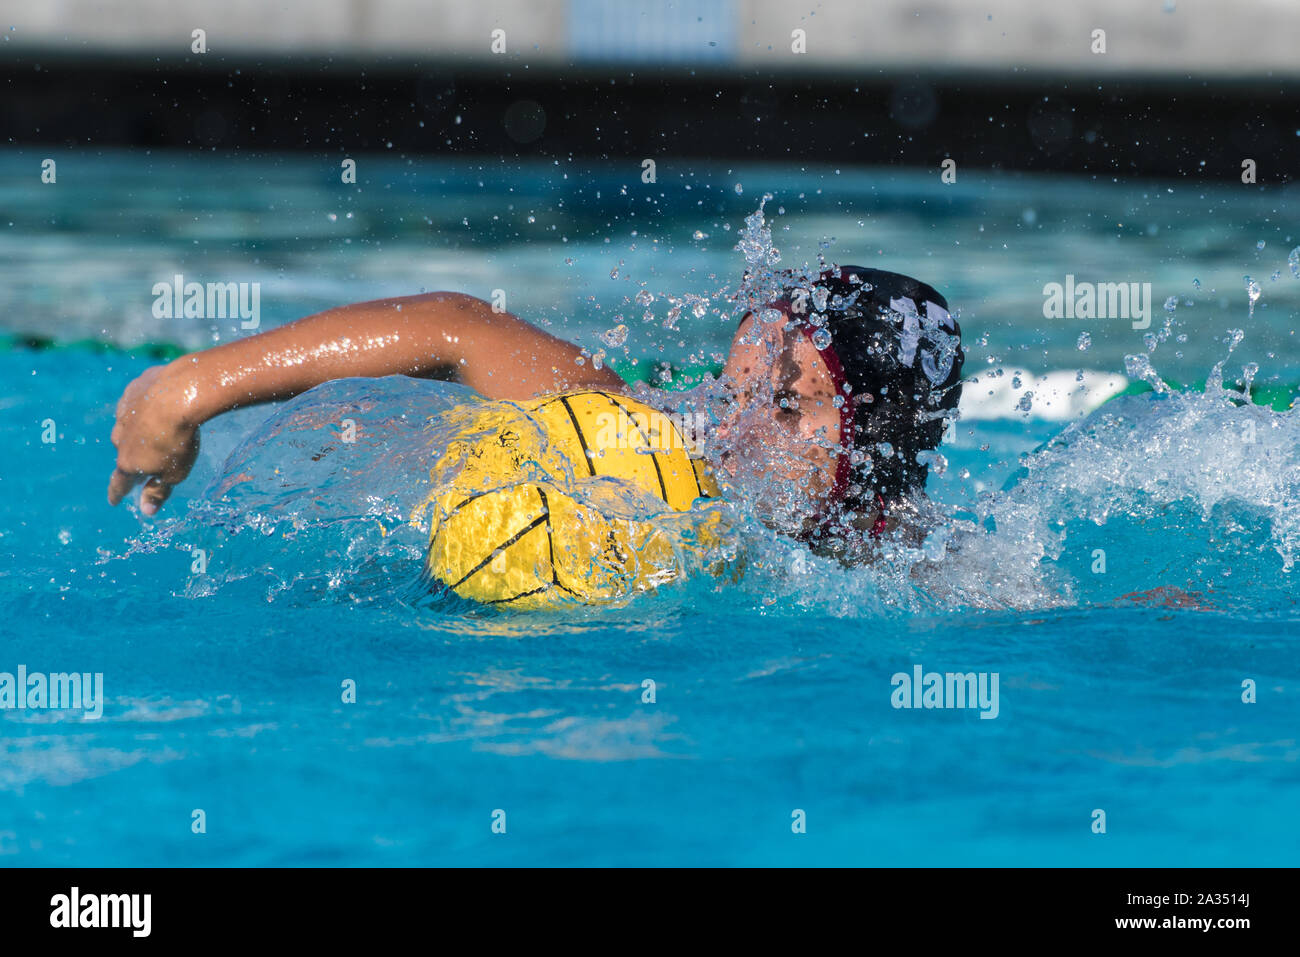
[597,392,668,503]
[536,389,596,410]
[533,486,579,597]
[442,488,496,523]
[558,395,598,477]
[536,486,558,585]
[689,456,705,499]
[485,585,547,605]
[453,513,548,590]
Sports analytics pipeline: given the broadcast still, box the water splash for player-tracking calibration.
[110,208,1299,620]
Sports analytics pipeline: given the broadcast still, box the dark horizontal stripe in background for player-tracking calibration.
[1,54,1297,179]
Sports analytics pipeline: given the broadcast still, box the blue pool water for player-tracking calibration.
[1,150,1297,865]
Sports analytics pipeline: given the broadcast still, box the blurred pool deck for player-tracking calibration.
[1,1,1297,175]
[3,0,1297,77]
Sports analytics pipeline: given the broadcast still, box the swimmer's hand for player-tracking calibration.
[107,364,200,516]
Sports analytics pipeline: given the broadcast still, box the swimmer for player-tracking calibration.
[107,266,963,557]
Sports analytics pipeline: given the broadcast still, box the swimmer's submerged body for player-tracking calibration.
[108,265,964,577]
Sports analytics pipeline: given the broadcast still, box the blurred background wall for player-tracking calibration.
[3,0,1296,74]
[1,0,1297,176]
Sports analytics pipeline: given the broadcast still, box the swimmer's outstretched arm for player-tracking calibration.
[107,292,624,514]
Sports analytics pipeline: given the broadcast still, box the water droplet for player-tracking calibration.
[1192,277,1201,290]
[634,289,654,306]
[917,450,947,476]
[1016,392,1034,412]
[1164,295,1178,312]
[811,328,833,350]
[600,324,628,347]
[1289,246,1300,279]
[1257,240,1266,250]
[1076,332,1091,350]
[1245,276,1261,317]
[734,183,743,195]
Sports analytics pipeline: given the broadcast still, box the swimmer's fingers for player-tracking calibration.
[106,468,181,516]
[107,467,140,507]
[135,433,200,516]
[107,453,193,515]
[138,477,176,517]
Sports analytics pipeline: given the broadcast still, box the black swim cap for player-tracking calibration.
[770,266,964,511]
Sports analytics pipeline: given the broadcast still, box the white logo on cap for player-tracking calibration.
[891,297,921,367]
[890,297,958,386]
[925,301,955,331]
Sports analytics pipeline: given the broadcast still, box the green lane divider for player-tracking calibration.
[608,356,723,391]
[1115,378,1297,412]
[0,333,188,362]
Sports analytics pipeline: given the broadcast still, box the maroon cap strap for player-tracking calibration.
[870,493,889,540]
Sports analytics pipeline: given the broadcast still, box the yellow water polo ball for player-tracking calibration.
[418,390,725,609]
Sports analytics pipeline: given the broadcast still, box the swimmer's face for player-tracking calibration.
[717,313,843,514]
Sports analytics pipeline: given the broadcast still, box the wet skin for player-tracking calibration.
[717,313,843,511]
[107,292,845,517]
